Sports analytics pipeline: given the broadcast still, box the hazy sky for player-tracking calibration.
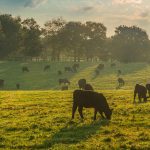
[0,0,150,36]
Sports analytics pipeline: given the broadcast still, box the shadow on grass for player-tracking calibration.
[31,120,109,149]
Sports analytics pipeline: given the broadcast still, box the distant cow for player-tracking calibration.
[97,64,104,70]
[146,84,150,97]
[118,78,125,87]
[64,67,73,72]
[0,79,4,88]
[73,63,79,69]
[78,79,94,91]
[16,83,20,90]
[134,84,147,103]
[59,78,70,85]
[111,63,116,67]
[58,70,62,75]
[72,90,113,120]
[117,70,122,76]
[95,69,100,76]
[22,67,29,72]
[44,65,50,71]
[61,85,68,91]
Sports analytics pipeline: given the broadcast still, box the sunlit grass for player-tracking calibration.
[0,90,150,149]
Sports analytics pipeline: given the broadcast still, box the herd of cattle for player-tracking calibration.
[0,62,150,121]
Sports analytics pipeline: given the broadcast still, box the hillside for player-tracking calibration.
[0,61,150,90]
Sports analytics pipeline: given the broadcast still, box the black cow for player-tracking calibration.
[78,79,94,91]
[111,63,116,67]
[118,78,125,87]
[134,84,147,103]
[61,85,68,91]
[44,65,50,71]
[22,67,29,72]
[64,67,73,72]
[16,83,20,90]
[95,69,100,76]
[58,70,62,75]
[0,79,4,88]
[72,90,113,120]
[97,64,104,70]
[146,84,150,98]
[117,70,122,76]
[59,78,70,85]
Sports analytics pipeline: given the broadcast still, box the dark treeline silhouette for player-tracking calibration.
[0,14,150,63]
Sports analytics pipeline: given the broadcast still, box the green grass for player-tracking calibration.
[0,90,150,149]
[0,61,150,90]
[0,61,150,149]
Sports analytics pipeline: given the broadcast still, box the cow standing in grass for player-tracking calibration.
[44,65,50,71]
[0,79,4,88]
[22,67,29,72]
[78,79,94,91]
[134,84,147,103]
[72,90,113,120]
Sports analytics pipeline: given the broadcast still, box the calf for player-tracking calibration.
[134,84,147,103]
[0,79,4,88]
[44,65,50,71]
[22,67,29,72]
[72,90,113,120]
[59,78,70,85]
[97,64,104,70]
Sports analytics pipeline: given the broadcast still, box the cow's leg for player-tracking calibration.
[138,94,141,103]
[143,94,147,103]
[98,110,105,119]
[94,109,97,120]
[72,102,77,119]
[78,106,84,119]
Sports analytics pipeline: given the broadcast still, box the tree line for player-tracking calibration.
[0,14,150,63]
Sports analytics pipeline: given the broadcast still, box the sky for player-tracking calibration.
[0,0,150,36]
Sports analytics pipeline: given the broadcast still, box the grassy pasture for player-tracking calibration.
[0,90,150,149]
[0,61,150,90]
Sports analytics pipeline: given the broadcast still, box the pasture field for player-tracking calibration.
[0,61,150,90]
[0,90,150,150]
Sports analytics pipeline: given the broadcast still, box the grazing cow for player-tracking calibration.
[117,70,122,76]
[95,69,100,76]
[61,85,68,91]
[97,64,104,70]
[16,83,20,90]
[118,78,125,87]
[111,63,116,67]
[134,84,147,103]
[44,65,50,71]
[22,67,29,72]
[0,79,4,88]
[64,67,73,72]
[72,90,113,120]
[73,63,80,69]
[58,70,62,75]
[146,84,150,98]
[59,78,70,85]
[72,65,77,73]
[78,79,94,91]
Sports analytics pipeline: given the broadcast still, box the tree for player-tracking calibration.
[82,22,107,61]
[111,25,150,62]
[0,14,22,59]
[21,18,43,58]
[44,18,66,61]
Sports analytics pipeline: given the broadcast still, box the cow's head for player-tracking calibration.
[105,109,113,120]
